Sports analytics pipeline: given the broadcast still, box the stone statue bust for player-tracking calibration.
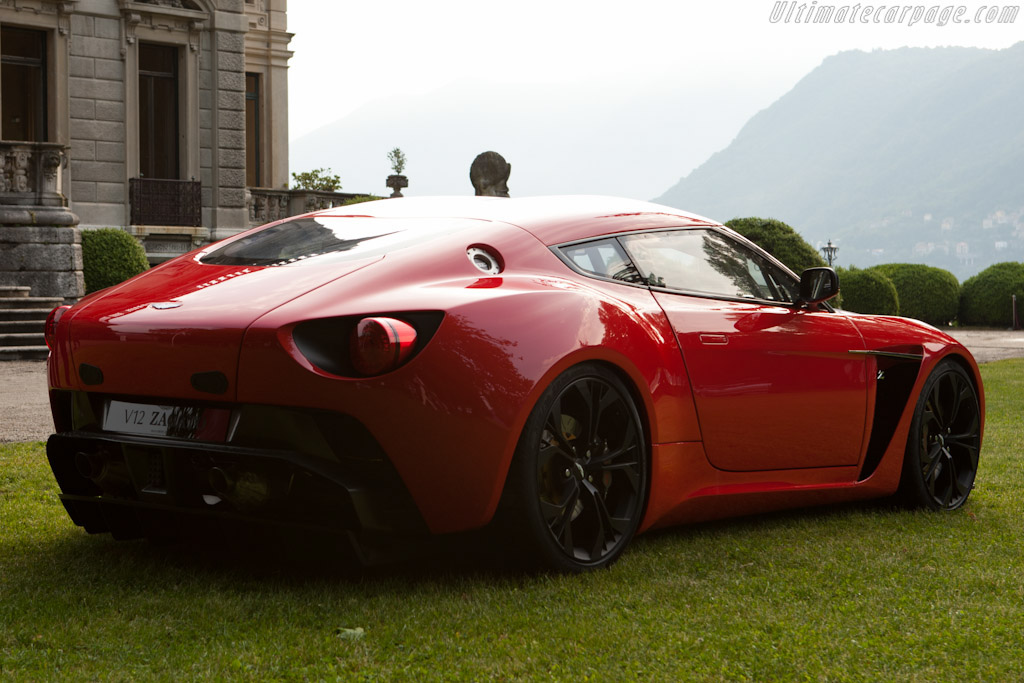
[470,152,510,197]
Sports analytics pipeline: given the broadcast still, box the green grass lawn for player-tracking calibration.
[2,360,1023,681]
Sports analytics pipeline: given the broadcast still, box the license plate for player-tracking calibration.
[105,401,223,440]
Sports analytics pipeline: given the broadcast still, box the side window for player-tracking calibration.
[620,229,799,303]
[559,238,644,284]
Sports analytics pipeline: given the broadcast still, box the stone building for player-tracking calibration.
[0,0,293,301]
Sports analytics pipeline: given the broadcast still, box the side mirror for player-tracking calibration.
[798,267,839,306]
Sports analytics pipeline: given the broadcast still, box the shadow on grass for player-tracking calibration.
[630,495,938,552]
[6,520,539,593]
[6,493,929,599]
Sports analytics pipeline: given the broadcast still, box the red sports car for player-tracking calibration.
[44,196,984,571]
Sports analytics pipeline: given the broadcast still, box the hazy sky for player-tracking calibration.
[286,0,1021,141]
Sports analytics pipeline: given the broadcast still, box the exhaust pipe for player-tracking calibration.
[208,466,235,497]
[75,451,104,479]
[74,450,132,496]
[208,467,269,511]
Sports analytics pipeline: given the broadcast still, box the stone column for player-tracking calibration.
[0,144,84,302]
[0,211,84,303]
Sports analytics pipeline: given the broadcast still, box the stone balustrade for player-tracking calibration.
[0,141,68,209]
[246,188,377,227]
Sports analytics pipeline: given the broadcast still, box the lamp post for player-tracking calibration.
[821,240,838,267]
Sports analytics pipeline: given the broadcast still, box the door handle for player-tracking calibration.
[698,333,729,346]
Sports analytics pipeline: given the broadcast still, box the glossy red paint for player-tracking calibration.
[659,294,869,471]
[44,196,985,562]
[44,305,71,349]
[236,257,699,533]
[59,255,384,401]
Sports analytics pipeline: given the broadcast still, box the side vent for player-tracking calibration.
[858,353,922,480]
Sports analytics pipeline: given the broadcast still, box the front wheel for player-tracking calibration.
[502,364,648,572]
[900,359,981,510]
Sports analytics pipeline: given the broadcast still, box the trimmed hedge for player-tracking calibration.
[724,217,826,275]
[81,228,150,294]
[836,267,899,316]
[866,263,959,326]
[959,261,1024,327]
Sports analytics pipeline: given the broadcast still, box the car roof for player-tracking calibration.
[313,195,721,245]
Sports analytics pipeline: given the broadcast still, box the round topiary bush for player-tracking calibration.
[866,263,959,326]
[959,261,1024,327]
[724,217,826,275]
[836,266,899,315]
[81,228,150,294]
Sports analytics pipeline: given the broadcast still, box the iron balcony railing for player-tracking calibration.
[129,177,202,227]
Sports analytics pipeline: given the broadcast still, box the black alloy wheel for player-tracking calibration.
[901,359,982,510]
[506,363,648,572]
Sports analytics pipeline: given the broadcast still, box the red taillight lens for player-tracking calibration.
[349,317,418,376]
[44,305,71,350]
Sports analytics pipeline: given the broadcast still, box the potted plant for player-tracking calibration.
[386,147,408,198]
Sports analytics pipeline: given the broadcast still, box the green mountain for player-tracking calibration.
[655,43,1024,279]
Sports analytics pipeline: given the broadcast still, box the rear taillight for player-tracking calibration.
[44,305,71,349]
[292,312,443,378]
[349,317,418,376]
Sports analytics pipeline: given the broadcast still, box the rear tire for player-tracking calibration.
[899,359,981,510]
[502,363,648,572]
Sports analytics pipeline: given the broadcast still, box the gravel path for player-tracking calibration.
[1,361,51,444]
[944,328,1024,364]
[3,329,1023,443]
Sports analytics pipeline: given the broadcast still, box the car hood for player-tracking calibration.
[65,254,381,401]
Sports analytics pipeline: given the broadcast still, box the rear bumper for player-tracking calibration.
[46,403,429,559]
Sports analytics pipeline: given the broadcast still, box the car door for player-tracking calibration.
[619,228,869,472]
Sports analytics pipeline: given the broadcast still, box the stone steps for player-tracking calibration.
[0,331,45,346]
[0,296,64,309]
[0,308,58,322]
[0,289,61,361]
[0,319,45,334]
[0,286,31,298]
[0,346,49,361]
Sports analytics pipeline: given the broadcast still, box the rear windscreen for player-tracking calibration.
[199,216,482,267]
